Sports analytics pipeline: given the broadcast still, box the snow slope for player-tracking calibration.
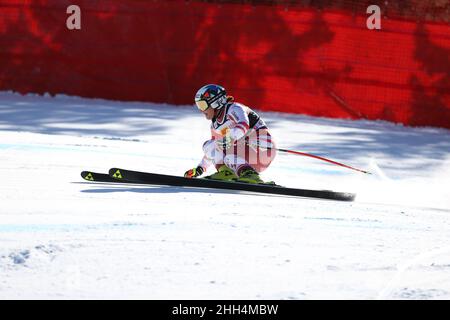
[1,91,450,299]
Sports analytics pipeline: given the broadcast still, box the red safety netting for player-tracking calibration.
[1,0,449,128]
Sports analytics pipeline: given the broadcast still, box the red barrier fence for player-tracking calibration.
[1,0,449,128]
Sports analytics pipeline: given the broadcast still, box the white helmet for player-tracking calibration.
[194,84,227,111]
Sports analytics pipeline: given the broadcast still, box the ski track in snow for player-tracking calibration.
[1,91,450,299]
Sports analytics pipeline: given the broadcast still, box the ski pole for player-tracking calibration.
[276,147,371,174]
[248,142,371,174]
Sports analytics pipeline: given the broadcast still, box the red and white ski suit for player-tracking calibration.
[198,102,276,175]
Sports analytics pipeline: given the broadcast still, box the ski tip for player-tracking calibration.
[81,171,95,181]
[108,168,124,180]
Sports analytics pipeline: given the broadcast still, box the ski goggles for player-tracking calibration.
[195,99,210,111]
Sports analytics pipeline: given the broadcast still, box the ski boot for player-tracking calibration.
[236,168,265,184]
[204,165,238,181]
[235,168,277,185]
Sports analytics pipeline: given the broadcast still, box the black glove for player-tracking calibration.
[184,166,204,178]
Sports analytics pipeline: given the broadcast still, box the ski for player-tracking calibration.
[81,171,130,183]
[108,168,356,201]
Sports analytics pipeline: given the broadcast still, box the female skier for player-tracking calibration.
[184,84,276,184]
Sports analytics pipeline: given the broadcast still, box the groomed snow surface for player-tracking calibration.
[1,91,450,299]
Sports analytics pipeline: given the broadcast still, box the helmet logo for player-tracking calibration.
[195,84,226,110]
